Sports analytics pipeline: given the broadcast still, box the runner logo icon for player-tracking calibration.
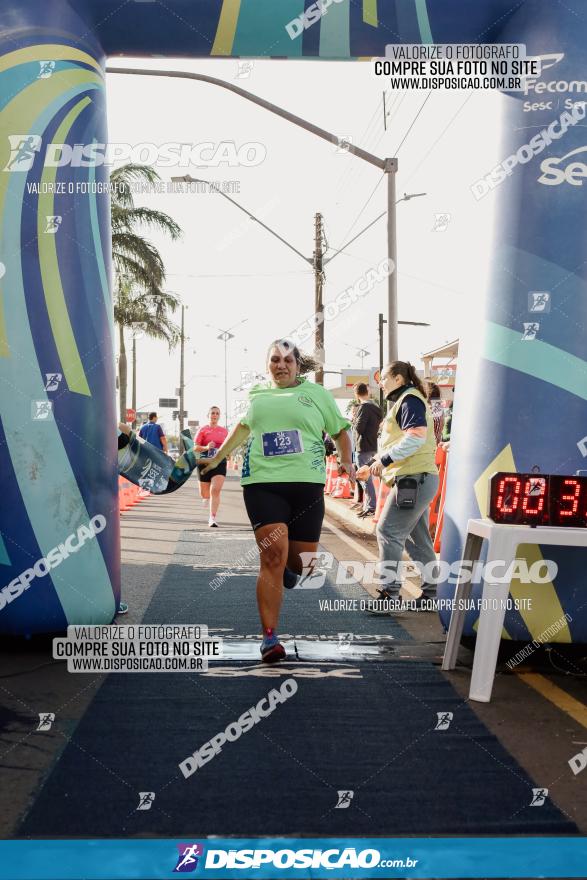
[530,787,549,806]
[173,843,204,872]
[136,792,155,811]
[335,790,354,808]
[36,713,55,731]
[435,711,453,731]
[4,135,42,171]
[528,291,551,313]
[338,632,354,652]
[37,60,56,79]
[44,372,62,391]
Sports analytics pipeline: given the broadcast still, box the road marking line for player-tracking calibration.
[517,672,587,729]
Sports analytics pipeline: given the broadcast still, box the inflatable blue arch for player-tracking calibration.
[0,1,585,642]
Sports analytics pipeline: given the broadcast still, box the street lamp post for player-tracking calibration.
[109,67,400,360]
[179,304,186,435]
[378,313,387,410]
[385,159,398,362]
[205,319,248,427]
[218,330,234,427]
[168,179,427,373]
[342,343,370,370]
[357,348,370,370]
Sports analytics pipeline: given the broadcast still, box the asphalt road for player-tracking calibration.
[0,472,585,839]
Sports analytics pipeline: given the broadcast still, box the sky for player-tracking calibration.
[106,58,504,430]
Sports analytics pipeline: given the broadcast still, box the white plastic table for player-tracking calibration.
[442,517,587,702]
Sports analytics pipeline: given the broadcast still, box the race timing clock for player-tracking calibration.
[488,472,587,527]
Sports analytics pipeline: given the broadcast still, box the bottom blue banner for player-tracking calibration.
[0,838,586,879]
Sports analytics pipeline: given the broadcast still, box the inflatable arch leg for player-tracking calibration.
[0,6,118,634]
[438,4,587,643]
[0,1,585,642]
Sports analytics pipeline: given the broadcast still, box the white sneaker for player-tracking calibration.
[208,516,219,528]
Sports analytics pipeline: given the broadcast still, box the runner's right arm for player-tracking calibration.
[194,428,208,452]
[200,422,251,474]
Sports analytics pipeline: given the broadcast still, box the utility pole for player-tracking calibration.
[385,158,399,362]
[314,212,324,385]
[110,68,400,365]
[378,312,386,411]
[179,305,185,435]
[132,335,137,429]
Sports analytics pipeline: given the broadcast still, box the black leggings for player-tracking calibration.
[243,482,325,542]
[197,460,227,483]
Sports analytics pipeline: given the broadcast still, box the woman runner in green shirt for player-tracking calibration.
[201,339,354,663]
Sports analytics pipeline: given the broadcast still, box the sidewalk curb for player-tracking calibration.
[324,494,378,540]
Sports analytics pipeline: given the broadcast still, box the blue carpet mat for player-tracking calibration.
[17,530,577,838]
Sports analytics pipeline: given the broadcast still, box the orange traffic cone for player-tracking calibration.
[324,456,338,494]
[119,477,129,513]
[429,445,447,534]
[123,482,133,511]
[434,453,449,552]
[120,478,136,513]
[331,475,352,499]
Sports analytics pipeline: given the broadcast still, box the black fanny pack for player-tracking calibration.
[395,474,426,509]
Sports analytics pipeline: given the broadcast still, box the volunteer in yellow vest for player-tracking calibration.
[356,360,438,613]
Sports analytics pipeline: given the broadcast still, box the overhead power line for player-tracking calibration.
[393,90,433,155]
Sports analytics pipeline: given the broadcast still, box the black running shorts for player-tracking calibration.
[242,482,325,542]
[197,460,227,483]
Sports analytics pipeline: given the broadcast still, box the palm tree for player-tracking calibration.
[110,164,183,420]
[114,280,181,421]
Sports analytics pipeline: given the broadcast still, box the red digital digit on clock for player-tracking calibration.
[559,478,581,517]
[521,477,546,518]
[495,475,522,516]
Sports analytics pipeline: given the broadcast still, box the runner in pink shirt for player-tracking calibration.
[194,406,229,527]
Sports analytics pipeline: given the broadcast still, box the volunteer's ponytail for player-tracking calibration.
[387,360,427,396]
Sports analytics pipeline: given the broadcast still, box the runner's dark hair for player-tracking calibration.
[267,338,320,376]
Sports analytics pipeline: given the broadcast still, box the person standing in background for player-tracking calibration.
[194,406,229,528]
[139,412,168,453]
[426,381,445,446]
[352,382,382,519]
[348,401,364,512]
